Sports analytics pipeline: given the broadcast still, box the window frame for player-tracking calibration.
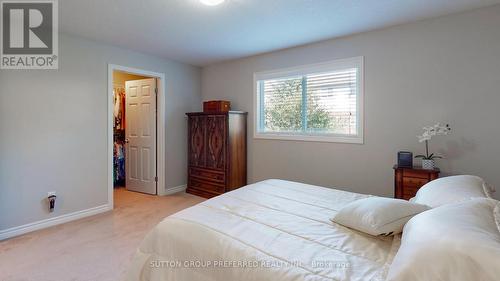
[253,56,364,144]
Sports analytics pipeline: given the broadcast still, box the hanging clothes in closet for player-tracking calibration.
[113,87,126,187]
[114,87,125,130]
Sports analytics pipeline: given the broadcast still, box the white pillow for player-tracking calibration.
[413,175,493,208]
[331,197,429,236]
[387,198,500,281]
[484,181,496,198]
[494,201,500,234]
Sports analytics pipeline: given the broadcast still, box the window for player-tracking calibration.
[254,57,364,143]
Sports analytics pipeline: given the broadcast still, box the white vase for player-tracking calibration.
[421,159,435,170]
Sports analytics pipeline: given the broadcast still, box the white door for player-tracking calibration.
[125,78,157,195]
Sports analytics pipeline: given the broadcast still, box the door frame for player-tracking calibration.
[107,64,167,208]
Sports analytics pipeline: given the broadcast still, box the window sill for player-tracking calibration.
[253,133,364,144]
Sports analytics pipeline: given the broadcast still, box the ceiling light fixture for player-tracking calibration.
[200,0,225,6]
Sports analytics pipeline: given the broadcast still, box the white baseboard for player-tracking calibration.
[162,184,187,196]
[0,204,112,241]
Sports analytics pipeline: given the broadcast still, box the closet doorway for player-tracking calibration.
[108,65,167,207]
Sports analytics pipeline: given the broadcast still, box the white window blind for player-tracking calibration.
[255,57,363,143]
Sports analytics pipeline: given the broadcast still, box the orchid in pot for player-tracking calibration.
[416,123,451,169]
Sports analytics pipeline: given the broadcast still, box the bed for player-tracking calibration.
[126,179,401,281]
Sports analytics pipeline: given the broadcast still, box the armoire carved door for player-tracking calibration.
[186,111,247,198]
[188,115,206,167]
[205,115,226,170]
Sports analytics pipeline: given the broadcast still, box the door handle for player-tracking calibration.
[125,138,130,144]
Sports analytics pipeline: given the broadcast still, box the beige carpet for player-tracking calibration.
[0,189,205,281]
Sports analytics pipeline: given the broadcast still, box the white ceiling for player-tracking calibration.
[60,0,500,66]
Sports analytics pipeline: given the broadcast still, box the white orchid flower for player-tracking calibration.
[418,134,431,143]
[416,123,451,160]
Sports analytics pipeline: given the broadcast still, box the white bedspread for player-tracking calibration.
[126,179,400,281]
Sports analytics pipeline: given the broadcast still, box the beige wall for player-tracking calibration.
[201,6,500,199]
[0,33,201,232]
[113,71,149,87]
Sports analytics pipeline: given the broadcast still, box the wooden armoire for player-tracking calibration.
[186,111,247,198]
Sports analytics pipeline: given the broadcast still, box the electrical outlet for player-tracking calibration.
[47,191,57,213]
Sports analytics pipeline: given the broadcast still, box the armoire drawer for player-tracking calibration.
[189,167,225,184]
[394,165,439,200]
[402,170,430,179]
[402,177,428,188]
[189,178,225,194]
[403,186,420,199]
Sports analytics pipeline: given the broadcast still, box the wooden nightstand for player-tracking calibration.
[394,165,440,200]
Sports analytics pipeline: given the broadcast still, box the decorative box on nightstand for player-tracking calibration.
[394,165,440,200]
